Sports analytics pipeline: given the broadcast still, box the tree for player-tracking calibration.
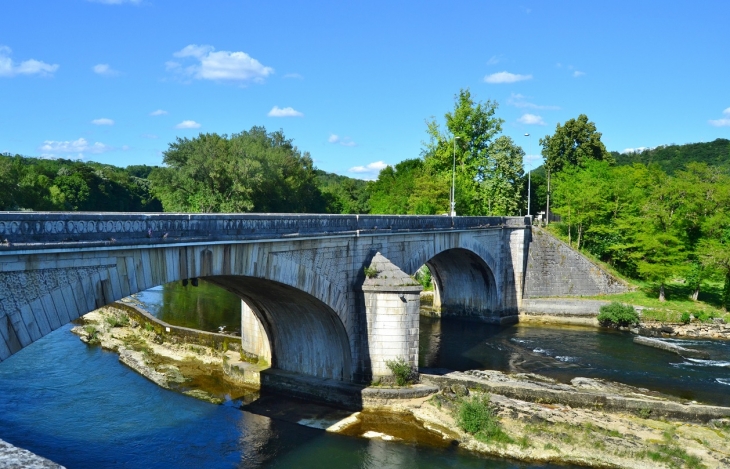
[539,114,613,223]
[149,127,327,213]
[480,136,525,215]
[422,89,516,215]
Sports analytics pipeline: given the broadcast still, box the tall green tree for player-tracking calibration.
[539,114,613,222]
[480,136,525,215]
[149,127,327,213]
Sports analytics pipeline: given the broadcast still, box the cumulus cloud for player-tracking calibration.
[328,134,356,146]
[268,106,303,117]
[507,93,560,111]
[484,71,532,84]
[150,109,168,116]
[169,44,274,83]
[517,113,546,125]
[348,161,388,180]
[708,107,730,127]
[91,118,114,125]
[0,46,58,77]
[621,147,649,154]
[39,138,113,158]
[92,63,119,76]
[573,70,586,78]
[175,120,201,129]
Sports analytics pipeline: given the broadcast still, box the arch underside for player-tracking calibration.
[205,276,353,382]
[426,248,500,321]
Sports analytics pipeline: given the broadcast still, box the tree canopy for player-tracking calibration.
[148,127,328,213]
[368,88,525,216]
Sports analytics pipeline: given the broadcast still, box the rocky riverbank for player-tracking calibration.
[73,305,730,468]
[340,371,730,468]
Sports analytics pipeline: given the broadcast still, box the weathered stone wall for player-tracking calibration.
[240,301,271,363]
[523,227,629,298]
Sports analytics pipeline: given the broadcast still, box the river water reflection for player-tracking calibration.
[0,325,564,469]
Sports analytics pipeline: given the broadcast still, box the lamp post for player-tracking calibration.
[451,136,461,217]
[524,133,531,218]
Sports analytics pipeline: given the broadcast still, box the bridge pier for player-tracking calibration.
[361,253,422,380]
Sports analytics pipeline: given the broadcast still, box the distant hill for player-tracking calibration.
[611,138,730,174]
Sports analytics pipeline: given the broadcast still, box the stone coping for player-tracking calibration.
[0,213,529,252]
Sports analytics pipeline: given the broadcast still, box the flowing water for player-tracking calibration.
[0,325,565,469]
[420,317,730,406]
[4,281,727,467]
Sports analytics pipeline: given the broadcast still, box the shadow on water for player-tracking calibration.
[0,325,571,469]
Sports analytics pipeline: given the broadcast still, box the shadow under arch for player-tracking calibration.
[425,248,499,321]
[204,276,353,382]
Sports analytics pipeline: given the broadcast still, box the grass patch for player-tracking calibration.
[105,314,130,328]
[587,280,729,324]
[84,325,101,345]
[456,393,513,445]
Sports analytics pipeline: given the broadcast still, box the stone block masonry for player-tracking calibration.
[522,227,630,298]
[0,213,530,383]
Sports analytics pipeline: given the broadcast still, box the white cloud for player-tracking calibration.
[87,0,141,4]
[328,134,356,146]
[507,93,560,110]
[92,63,119,76]
[708,107,730,127]
[39,138,113,158]
[517,113,546,125]
[283,73,303,79]
[175,120,201,129]
[91,118,114,125]
[484,71,532,84]
[150,109,168,116]
[486,55,503,66]
[170,44,274,83]
[573,70,586,78]
[0,46,58,77]
[348,161,388,180]
[268,106,303,117]
[621,147,649,154]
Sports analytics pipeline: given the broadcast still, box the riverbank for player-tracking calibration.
[73,305,730,468]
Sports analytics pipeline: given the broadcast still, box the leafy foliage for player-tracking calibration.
[384,357,415,386]
[368,89,525,216]
[149,127,328,213]
[456,393,513,444]
[0,153,161,212]
[597,302,640,328]
[614,138,730,175]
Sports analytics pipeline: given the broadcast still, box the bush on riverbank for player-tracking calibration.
[385,357,416,386]
[456,393,513,444]
[597,302,640,328]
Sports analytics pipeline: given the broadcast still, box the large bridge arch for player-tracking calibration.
[205,276,352,381]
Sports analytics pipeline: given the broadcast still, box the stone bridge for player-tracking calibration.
[0,213,532,383]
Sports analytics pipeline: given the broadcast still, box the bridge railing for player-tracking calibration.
[0,213,529,251]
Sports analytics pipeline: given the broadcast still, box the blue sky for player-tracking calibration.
[2,1,729,179]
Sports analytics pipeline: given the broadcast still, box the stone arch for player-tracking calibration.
[425,248,499,319]
[205,276,353,381]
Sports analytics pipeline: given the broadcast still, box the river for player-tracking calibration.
[2,280,728,467]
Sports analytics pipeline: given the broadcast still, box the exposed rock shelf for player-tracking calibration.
[633,336,711,359]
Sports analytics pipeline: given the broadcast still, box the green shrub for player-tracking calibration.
[105,314,130,328]
[456,393,513,444]
[597,302,639,328]
[680,312,691,324]
[84,325,101,345]
[385,357,415,386]
[364,266,379,278]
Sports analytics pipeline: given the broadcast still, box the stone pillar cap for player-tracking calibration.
[361,252,422,292]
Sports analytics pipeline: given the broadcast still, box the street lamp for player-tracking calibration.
[451,136,461,217]
[524,133,531,218]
